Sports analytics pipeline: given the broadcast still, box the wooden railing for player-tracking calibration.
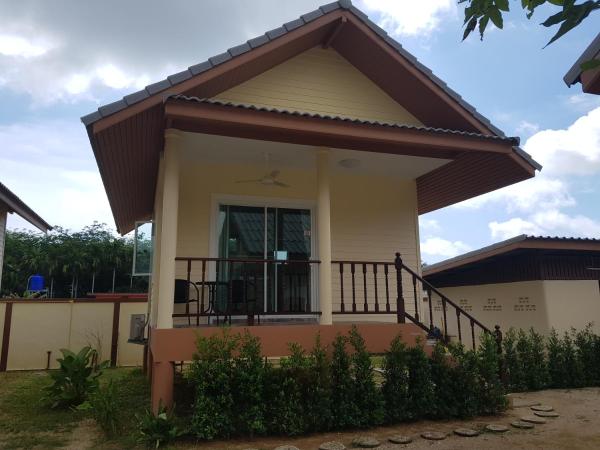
[173,254,492,349]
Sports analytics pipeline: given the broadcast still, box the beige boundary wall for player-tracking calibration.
[0,298,147,371]
[435,280,600,336]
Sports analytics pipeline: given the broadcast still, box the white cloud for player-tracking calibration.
[0,0,322,104]
[0,120,113,231]
[516,120,539,136]
[564,93,600,113]
[0,34,51,57]
[359,0,457,37]
[490,210,600,240]
[420,218,442,233]
[421,237,471,258]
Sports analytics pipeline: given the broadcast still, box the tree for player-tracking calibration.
[461,0,600,65]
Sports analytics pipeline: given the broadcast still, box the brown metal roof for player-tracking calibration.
[0,181,52,232]
[564,32,600,87]
[82,0,541,234]
[423,235,600,277]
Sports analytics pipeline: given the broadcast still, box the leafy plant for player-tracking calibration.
[405,339,434,420]
[330,334,357,429]
[137,404,180,449]
[460,0,600,47]
[233,331,266,437]
[382,335,409,423]
[304,334,333,432]
[573,324,599,386]
[188,329,238,439]
[44,346,108,409]
[547,328,566,388]
[88,380,121,437]
[476,333,507,415]
[349,326,384,427]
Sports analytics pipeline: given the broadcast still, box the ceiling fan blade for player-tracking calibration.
[273,180,290,188]
[235,179,262,183]
[586,267,600,271]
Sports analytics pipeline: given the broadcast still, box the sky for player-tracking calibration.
[0,0,599,264]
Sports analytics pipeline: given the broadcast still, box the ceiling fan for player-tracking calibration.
[235,153,290,187]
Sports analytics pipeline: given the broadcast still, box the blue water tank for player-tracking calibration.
[28,275,45,291]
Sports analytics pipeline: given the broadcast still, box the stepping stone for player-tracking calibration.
[275,447,300,450]
[388,435,412,444]
[454,427,479,437]
[534,411,559,418]
[511,420,535,429]
[421,431,446,440]
[531,405,554,412]
[352,436,380,448]
[485,424,509,433]
[521,415,547,424]
[320,442,346,450]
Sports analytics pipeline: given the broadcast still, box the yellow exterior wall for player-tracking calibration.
[437,280,600,337]
[174,161,421,322]
[213,47,422,126]
[1,301,146,371]
[543,280,600,334]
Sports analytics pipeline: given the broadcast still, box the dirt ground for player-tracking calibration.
[173,388,600,450]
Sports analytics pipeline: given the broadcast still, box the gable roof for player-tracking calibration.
[564,32,600,87]
[82,0,540,234]
[81,1,507,136]
[0,182,52,232]
[423,235,600,277]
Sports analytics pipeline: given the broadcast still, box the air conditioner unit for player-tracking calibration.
[129,314,146,344]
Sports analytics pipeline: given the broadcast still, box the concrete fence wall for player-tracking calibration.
[0,297,147,371]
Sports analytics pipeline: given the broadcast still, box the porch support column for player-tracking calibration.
[155,129,181,329]
[317,148,333,325]
[0,206,7,293]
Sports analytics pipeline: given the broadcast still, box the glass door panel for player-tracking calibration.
[216,204,312,315]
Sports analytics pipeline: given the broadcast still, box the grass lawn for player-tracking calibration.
[0,367,150,450]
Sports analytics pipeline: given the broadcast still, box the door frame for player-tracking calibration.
[209,194,318,314]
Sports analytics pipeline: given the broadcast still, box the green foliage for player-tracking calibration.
[44,346,108,409]
[2,223,147,297]
[137,404,180,449]
[304,335,333,432]
[188,329,238,439]
[330,334,357,429]
[547,328,567,388]
[561,329,585,388]
[573,325,600,386]
[381,335,409,423]
[460,0,599,47]
[88,380,121,437]
[405,340,434,420]
[233,332,266,437]
[348,326,384,427]
[476,333,507,415]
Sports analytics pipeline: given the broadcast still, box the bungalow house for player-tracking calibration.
[0,182,52,293]
[82,1,540,410]
[564,32,600,95]
[423,235,600,336]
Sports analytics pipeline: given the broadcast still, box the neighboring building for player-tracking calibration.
[564,32,600,95]
[82,1,540,410]
[0,182,52,293]
[423,235,600,336]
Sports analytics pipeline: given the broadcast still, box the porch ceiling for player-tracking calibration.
[180,132,451,179]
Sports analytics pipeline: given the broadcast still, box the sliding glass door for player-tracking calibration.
[216,204,312,314]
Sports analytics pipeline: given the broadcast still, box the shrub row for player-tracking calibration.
[502,324,600,392]
[185,327,506,440]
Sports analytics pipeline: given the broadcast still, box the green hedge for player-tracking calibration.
[502,324,600,392]
[185,326,506,440]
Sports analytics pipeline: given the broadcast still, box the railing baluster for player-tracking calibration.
[394,253,405,324]
[456,309,462,344]
[305,263,310,312]
[186,259,192,325]
[427,288,433,330]
[441,297,448,342]
[470,319,476,350]
[384,264,390,312]
[339,263,345,313]
[227,261,233,325]
[373,263,379,312]
[351,263,356,313]
[412,274,419,322]
[362,263,368,312]
[200,259,206,317]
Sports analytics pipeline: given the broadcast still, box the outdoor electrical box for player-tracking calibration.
[129,314,146,344]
